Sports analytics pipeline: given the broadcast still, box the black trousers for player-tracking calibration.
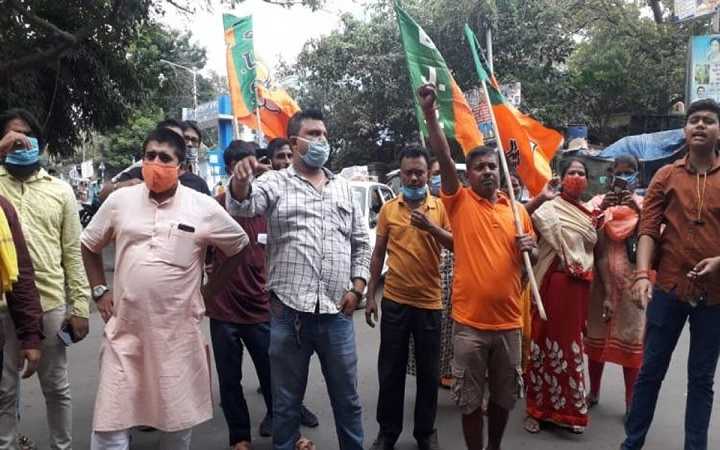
[376,298,441,443]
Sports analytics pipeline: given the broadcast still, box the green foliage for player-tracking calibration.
[291,0,696,166]
[0,0,154,155]
[0,0,315,158]
[99,108,165,171]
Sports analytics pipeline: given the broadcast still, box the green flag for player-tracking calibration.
[395,3,483,152]
[224,14,257,117]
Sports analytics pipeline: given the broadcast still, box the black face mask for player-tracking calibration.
[5,162,40,180]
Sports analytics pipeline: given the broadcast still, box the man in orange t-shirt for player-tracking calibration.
[418,84,536,450]
[365,146,452,450]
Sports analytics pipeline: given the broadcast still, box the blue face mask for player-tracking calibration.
[429,175,441,194]
[616,173,638,190]
[298,137,330,168]
[6,137,40,166]
[401,184,428,201]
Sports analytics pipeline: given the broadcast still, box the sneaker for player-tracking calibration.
[368,433,393,450]
[300,404,319,428]
[416,431,440,450]
[259,414,272,437]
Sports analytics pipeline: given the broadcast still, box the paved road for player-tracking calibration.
[13,303,720,450]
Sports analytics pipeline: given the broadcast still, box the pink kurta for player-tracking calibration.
[81,184,248,432]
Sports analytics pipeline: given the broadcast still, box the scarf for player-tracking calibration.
[0,208,18,293]
[532,196,597,283]
[593,194,643,242]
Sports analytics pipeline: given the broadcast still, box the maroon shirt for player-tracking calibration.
[0,196,42,349]
[205,192,270,324]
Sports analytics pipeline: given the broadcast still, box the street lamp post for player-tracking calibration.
[159,58,198,118]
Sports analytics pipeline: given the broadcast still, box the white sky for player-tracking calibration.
[162,0,364,76]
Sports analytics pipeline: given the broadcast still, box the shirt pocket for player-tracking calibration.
[157,226,197,269]
[332,200,353,237]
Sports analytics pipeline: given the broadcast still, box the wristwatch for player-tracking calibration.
[92,285,109,301]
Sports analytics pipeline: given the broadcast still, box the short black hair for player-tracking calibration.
[686,98,720,123]
[156,118,187,133]
[0,109,44,149]
[267,138,291,158]
[560,157,588,177]
[287,109,324,138]
[183,120,202,142]
[466,145,499,168]
[143,127,187,163]
[224,140,258,167]
[613,154,639,171]
[398,146,431,166]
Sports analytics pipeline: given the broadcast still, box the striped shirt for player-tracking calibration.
[227,166,370,314]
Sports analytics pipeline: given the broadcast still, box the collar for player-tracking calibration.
[0,166,52,183]
[288,164,335,180]
[467,188,510,206]
[399,193,437,210]
[674,153,720,174]
[144,182,182,207]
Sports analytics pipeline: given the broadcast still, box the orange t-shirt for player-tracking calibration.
[441,187,533,330]
[377,194,451,310]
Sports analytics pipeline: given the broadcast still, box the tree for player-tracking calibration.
[0,0,321,156]
[291,0,580,168]
[0,0,155,155]
[566,3,697,143]
[290,0,696,167]
[98,23,223,171]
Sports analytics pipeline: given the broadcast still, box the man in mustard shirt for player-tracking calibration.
[0,109,90,450]
[366,146,452,450]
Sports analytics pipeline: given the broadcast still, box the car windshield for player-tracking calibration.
[351,186,366,214]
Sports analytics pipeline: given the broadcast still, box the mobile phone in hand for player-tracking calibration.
[57,322,74,347]
[611,176,628,193]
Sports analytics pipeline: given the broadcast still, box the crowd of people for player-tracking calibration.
[0,83,717,450]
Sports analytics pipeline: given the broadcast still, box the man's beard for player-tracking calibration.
[5,162,40,180]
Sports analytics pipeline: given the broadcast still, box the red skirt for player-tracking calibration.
[525,260,591,428]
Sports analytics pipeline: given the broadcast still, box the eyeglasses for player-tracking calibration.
[144,151,175,164]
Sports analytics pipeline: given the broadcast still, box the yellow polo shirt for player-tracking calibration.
[0,167,89,317]
[376,194,450,310]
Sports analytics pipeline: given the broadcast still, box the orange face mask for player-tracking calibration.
[142,161,179,193]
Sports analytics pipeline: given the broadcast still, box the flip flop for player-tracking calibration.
[524,416,541,434]
[296,437,316,450]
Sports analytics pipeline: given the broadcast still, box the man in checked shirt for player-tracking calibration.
[227,109,370,450]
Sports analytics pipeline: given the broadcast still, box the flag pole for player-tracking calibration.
[254,85,265,146]
[478,78,547,321]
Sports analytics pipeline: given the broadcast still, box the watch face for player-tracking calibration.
[93,286,106,298]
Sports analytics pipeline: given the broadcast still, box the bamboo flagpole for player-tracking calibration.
[254,90,265,146]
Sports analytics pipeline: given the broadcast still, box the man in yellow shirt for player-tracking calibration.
[0,109,90,450]
[366,146,452,450]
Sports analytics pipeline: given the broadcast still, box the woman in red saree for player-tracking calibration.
[524,159,597,434]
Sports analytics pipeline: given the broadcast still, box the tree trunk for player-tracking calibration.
[648,0,663,24]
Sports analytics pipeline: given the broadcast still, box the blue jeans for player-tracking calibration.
[210,319,273,446]
[622,289,720,450]
[269,297,363,450]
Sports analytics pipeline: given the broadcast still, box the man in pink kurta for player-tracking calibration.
[80,128,249,450]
